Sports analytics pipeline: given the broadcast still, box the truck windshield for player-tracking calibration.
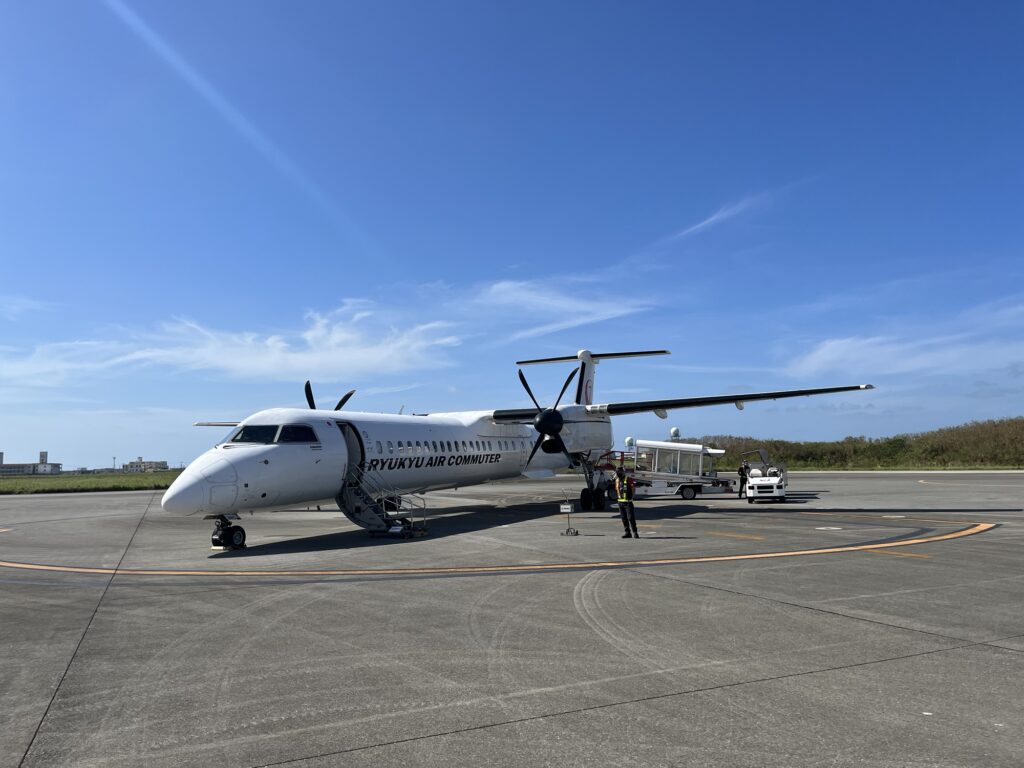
[230,425,279,443]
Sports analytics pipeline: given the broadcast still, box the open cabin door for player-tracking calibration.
[335,421,365,483]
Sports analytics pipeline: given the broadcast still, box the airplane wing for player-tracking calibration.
[584,384,874,416]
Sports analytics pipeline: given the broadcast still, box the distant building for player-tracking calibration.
[0,451,63,476]
[122,457,169,473]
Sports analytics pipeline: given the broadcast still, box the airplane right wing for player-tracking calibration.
[585,384,874,416]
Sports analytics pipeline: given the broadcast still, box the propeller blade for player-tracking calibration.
[560,446,575,468]
[525,435,544,468]
[334,390,356,410]
[553,367,579,410]
[304,380,316,410]
[517,369,543,412]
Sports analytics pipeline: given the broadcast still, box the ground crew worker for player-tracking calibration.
[615,466,638,538]
[738,461,749,498]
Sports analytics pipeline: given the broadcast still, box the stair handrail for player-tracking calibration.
[346,463,426,514]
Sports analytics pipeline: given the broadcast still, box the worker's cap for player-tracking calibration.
[615,467,625,476]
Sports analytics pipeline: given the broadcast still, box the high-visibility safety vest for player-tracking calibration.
[616,476,635,503]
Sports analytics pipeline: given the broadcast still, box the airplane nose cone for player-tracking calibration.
[161,474,206,516]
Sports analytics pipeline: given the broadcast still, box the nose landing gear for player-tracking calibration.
[206,514,246,550]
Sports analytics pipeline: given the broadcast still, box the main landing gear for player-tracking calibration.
[578,459,608,512]
[207,514,246,550]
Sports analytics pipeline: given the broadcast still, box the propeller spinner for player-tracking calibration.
[518,367,578,469]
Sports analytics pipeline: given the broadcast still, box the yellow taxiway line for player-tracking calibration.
[0,522,995,578]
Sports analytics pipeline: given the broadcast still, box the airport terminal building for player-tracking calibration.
[122,457,169,473]
[0,451,62,476]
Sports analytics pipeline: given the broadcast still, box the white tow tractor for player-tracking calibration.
[741,449,787,503]
[599,434,734,501]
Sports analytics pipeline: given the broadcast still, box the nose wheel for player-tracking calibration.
[208,515,246,550]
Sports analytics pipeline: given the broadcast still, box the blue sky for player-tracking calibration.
[1,1,1022,469]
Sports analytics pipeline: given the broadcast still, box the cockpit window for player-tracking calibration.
[278,425,319,443]
[231,425,279,443]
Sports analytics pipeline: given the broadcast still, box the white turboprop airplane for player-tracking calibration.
[161,349,873,548]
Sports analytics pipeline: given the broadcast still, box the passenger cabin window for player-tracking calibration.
[376,441,383,454]
[387,441,394,454]
[432,441,438,452]
[277,425,319,443]
[231,425,279,443]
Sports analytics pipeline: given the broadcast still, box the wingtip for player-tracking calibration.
[862,384,876,390]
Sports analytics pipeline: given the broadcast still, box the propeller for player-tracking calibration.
[304,381,356,411]
[518,366,578,469]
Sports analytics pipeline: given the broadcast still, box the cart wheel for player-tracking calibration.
[679,486,697,501]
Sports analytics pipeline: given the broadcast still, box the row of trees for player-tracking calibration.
[691,417,1024,470]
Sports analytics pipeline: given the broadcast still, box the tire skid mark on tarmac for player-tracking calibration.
[0,522,996,579]
[573,571,673,671]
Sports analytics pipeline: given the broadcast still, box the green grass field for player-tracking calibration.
[0,470,183,495]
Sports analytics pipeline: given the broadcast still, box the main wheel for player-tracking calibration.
[580,488,593,511]
[592,490,607,511]
[679,486,697,501]
[228,526,246,548]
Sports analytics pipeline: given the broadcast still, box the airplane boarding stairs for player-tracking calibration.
[336,464,427,536]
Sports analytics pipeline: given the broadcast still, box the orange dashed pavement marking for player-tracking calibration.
[866,549,931,559]
[708,532,765,541]
[0,523,995,578]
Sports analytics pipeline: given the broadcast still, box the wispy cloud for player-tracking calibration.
[0,295,56,320]
[0,304,460,387]
[787,295,1024,380]
[663,195,762,242]
[360,383,424,397]
[476,280,653,341]
[0,278,655,390]
[642,178,812,254]
[101,0,369,248]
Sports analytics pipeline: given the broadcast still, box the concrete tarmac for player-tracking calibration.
[1,472,1022,767]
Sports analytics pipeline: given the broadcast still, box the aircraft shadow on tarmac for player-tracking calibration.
[211,501,568,557]
[211,499,712,558]
[209,494,1014,558]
